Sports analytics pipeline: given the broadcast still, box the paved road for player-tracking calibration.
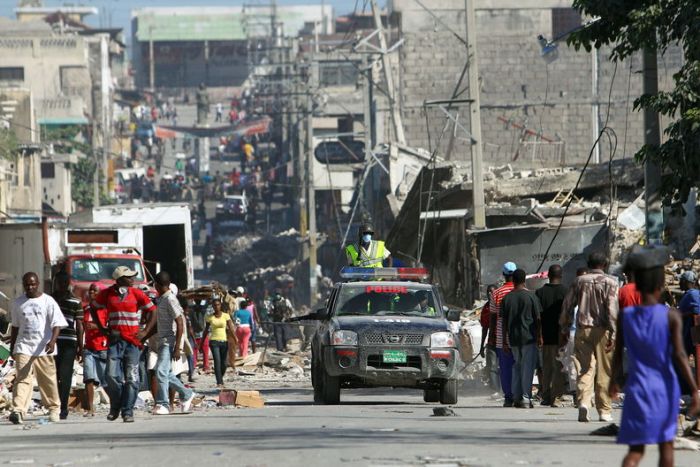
[3,386,697,467]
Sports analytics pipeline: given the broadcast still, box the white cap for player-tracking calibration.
[112,266,138,280]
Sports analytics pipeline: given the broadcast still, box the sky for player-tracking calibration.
[0,1,382,32]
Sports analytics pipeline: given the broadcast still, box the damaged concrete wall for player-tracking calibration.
[391,0,681,167]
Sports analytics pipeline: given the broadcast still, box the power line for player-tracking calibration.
[536,61,619,272]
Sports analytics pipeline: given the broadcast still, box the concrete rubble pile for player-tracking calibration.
[214,229,302,285]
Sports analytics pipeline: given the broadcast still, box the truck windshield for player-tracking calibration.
[334,284,441,318]
[70,258,146,282]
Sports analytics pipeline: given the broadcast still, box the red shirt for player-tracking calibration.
[83,303,109,352]
[619,283,642,309]
[492,282,515,348]
[94,286,155,347]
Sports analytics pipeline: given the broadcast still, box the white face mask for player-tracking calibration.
[118,287,128,296]
[362,234,372,243]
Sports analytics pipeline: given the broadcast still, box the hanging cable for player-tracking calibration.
[535,61,618,272]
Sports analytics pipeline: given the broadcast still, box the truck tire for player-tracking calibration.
[321,368,341,405]
[423,389,440,403]
[439,379,458,405]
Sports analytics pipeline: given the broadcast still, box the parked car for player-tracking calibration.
[215,194,248,224]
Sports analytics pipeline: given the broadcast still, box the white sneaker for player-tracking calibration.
[599,413,613,422]
[48,411,60,423]
[153,405,169,415]
[578,405,590,422]
[181,393,195,413]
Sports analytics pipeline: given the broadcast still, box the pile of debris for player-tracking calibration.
[666,258,700,289]
[212,229,303,285]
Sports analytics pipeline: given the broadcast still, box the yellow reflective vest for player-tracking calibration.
[345,241,386,268]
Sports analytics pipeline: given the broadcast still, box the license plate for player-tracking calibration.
[383,350,407,363]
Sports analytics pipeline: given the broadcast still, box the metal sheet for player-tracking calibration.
[475,222,608,293]
[0,223,46,301]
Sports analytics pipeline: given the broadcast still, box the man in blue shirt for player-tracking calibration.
[678,271,700,356]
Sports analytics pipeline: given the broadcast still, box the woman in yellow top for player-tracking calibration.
[199,298,236,387]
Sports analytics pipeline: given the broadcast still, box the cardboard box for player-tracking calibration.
[234,390,265,409]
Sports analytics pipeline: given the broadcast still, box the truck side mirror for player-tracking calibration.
[446,309,461,322]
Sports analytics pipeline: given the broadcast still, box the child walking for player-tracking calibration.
[610,246,699,467]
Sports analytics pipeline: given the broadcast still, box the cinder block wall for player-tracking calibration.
[391,0,681,168]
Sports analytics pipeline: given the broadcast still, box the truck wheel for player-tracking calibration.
[423,389,440,403]
[439,379,458,405]
[321,368,340,405]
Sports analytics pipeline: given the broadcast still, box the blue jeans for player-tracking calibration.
[485,346,500,392]
[106,340,141,417]
[511,343,538,403]
[496,348,514,401]
[155,342,193,407]
[209,340,228,385]
[83,349,107,387]
[187,337,196,379]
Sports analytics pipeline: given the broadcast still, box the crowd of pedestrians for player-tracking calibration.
[479,248,699,466]
[5,264,298,423]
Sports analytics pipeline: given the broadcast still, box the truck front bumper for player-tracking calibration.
[323,345,460,385]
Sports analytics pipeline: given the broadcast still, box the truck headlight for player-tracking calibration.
[430,332,456,348]
[331,330,358,346]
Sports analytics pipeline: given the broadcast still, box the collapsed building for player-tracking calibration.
[384,159,652,306]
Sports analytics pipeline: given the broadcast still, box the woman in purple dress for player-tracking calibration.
[610,246,699,467]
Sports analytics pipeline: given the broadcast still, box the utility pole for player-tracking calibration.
[370,0,405,145]
[148,25,155,91]
[642,48,663,244]
[91,93,100,208]
[297,70,307,236]
[307,63,318,304]
[363,55,372,186]
[465,0,485,228]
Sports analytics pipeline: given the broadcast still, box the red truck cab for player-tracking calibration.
[55,250,153,303]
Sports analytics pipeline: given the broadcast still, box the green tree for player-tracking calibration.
[568,1,700,204]
[0,127,19,161]
[72,156,97,208]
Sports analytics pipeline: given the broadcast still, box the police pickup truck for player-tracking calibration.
[309,267,462,405]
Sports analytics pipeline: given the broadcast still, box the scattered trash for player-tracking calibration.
[674,436,700,451]
[286,363,304,378]
[432,407,458,417]
[134,391,154,409]
[589,424,619,436]
[218,389,236,407]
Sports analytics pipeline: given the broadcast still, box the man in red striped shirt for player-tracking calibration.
[492,261,517,406]
[91,266,156,423]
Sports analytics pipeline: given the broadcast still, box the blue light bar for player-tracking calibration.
[340,267,429,281]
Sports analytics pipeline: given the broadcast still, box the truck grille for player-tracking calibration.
[367,355,422,370]
[363,333,425,345]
